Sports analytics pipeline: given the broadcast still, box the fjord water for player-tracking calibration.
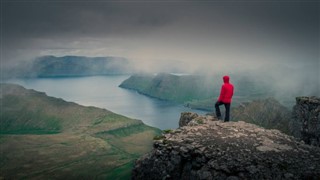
[6,76,207,130]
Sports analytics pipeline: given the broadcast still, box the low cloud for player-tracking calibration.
[1,1,319,97]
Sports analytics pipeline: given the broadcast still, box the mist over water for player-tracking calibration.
[1,1,318,124]
[5,76,207,130]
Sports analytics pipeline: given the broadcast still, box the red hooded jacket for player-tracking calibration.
[218,76,234,103]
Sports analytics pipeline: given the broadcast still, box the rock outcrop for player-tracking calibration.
[291,96,320,146]
[132,112,320,180]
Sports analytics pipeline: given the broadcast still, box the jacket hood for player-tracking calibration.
[223,76,230,83]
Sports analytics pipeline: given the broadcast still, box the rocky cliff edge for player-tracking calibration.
[291,96,320,146]
[132,112,320,180]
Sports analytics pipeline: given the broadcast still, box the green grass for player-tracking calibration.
[196,119,204,124]
[93,113,131,126]
[103,161,134,180]
[0,83,161,179]
[120,73,215,103]
[163,129,173,134]
[1,107,63,134]
[0,129,60,135]
[153,135,165,140]
[185,99,215,111]
[100,123,161,138]
[119,73,279,109]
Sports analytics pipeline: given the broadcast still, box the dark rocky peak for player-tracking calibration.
[132,112,320,179]
[232,98,292,135]
[291,96,320,146]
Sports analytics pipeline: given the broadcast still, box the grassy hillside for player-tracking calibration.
[119,73,216,103]
[119,73,276,111]
[0,83,161,179]
[118,74,296,135]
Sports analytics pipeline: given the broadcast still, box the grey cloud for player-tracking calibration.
[2,1,174,39]
[1,0,319,68]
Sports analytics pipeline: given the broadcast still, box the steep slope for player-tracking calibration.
[133,112,320,179]
[231,98,292,135]
[119,73,276,110]
[0,83,161,179]
[291,96,320,146]
[119,73,216,103]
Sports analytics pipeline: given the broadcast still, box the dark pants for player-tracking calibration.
[215,101,231,122]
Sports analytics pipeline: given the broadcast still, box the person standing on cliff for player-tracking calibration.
[215,75,234,122]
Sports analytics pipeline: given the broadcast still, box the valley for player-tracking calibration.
[0,83,161,179]
[1,73,317,179]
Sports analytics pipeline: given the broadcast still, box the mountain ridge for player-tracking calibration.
[119,73,279,109]
[120,74,299,136]
[2,55,134,78]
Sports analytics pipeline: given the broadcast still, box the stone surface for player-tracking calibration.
[179,112,199,127]
[291,96,320,146]
[132,112,320,180]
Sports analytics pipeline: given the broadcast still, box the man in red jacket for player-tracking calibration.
[215,75,234,122]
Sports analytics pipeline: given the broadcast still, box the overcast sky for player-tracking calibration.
[1,0,319,74]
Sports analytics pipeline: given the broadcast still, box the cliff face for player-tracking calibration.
[132,112,320,180]
[291,96,320,146]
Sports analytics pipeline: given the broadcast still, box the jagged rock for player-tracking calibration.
[179,112,199,127]
[132,113,320,180]
[291,96,320,146]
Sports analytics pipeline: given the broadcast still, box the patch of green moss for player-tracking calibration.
[196,119,204,124]
[163,129,173,134]
[103,161,134,180]
[98,123,161,138]
[153,135,165,140]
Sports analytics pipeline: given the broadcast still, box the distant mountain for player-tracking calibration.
[231,98,292,135]
[0,83,161,179]
[120,74,300,135]
[2,55,134,78]
[119,73,216,103]
[119,73,275,108]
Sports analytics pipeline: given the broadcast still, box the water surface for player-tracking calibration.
[6,76,207,129]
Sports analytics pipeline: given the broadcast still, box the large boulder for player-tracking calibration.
[291,96,320,146]
[179,112,199,127]
[133,113,320,179]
